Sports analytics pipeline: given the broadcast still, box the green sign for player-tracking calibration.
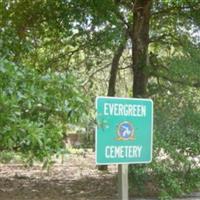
[96,97,153,165]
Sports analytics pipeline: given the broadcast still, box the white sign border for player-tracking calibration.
[95,96,154,165]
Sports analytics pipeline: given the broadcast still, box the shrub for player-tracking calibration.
[0,58,88,164]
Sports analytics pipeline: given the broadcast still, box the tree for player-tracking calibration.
[132,0,152,97]
[0,58,89,165]
[1,0,200,198]
[98,35,127,171]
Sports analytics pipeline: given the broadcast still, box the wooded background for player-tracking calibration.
[0,0,200,199]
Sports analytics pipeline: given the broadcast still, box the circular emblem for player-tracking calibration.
[117,121,134,140]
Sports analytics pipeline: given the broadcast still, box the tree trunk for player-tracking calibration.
[98,39,126,171]
[132,0,152,97]
[107,41,127,97]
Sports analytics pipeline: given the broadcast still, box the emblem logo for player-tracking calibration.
[116,121,134,141]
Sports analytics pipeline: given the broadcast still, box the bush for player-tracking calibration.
[129,90,200,199]
[0,58,88,164]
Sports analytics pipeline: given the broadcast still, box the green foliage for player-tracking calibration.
[1,0,200,198]
[0,151,19,164]
[0,58,88,164]
[129,88,200,199]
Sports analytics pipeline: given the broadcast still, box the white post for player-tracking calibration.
[118,164,128,200]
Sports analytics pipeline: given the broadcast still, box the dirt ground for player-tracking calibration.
[0,151,119,200]
[1,151,199,200]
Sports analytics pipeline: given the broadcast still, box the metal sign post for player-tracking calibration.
[118,164,128,200]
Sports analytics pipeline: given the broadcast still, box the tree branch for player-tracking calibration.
[152,5,194,16]
[153,73,200,89]
[82,63,112,86]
